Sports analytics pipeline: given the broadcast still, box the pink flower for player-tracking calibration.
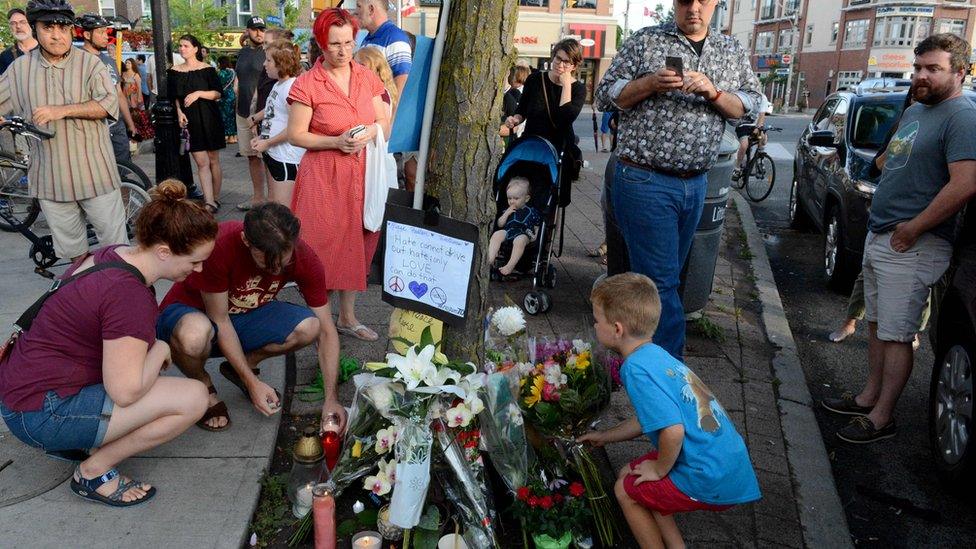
[542,382,561,402]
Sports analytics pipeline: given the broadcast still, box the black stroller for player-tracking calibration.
[492,135,567,315]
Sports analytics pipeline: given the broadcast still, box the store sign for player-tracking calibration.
[868,49,913,71]
[514,36,539,45]
[756,53,785,69]
[568,24,607,59]
[876,6,934,17]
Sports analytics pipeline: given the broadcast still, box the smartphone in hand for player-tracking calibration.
[665,56,684,78]
[348,124,367,138]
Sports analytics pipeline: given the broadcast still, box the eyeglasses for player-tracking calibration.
[553,56,575,66]
[327,42,356,52]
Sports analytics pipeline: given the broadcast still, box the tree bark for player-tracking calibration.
[426,0,519,361]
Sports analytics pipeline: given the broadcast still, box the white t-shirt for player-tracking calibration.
[263,78,305,165]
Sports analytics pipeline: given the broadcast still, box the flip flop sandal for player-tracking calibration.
[336,324,379,341]
[70,466,156,507]
[218,362,281,407]
[197,385,231,432]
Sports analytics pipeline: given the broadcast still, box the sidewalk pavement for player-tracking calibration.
[0,146,849,548]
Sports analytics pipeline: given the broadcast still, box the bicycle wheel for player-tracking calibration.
[116,159,152,191]
[0,150,39,232]
[119,179,152,240]
[745,152,776,202]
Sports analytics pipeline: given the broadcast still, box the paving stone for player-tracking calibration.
[755,512,805,549]
[749,447,792,477]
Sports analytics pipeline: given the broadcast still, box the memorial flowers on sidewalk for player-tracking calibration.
[512,480,592,549]
[485,306,530,372]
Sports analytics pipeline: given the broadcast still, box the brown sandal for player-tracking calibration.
[196,385,231,432]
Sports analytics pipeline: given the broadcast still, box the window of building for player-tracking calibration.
[142,0,151,16]
[837,70,863,91]
[843,19,870,49]
[778,29,795,51]
[519,0,550,7]
[569,0,595,9]
[99,0,114,17]
[831,21,839,44]
[760,0,775,20]
[239,0,251,13]
[872,16,932,47]
[936,18,966,37]
[784,0,800,16]
[805,24,814,45]
[756,31,774,53]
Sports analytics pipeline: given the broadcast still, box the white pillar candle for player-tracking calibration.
[352,531,382,549]
[292,483,314,518]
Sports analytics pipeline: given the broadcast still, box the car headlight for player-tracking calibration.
[853,179,877,198]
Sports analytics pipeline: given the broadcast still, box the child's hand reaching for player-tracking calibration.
[576,430,608,448]
[630,459,662,485]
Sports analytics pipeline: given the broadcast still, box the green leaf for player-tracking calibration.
[420,326,434,348]
[560,389,583,416]
[417,505,441,530]
[356,508,379,527]
[337,518,358,538]
[412,527,440,549]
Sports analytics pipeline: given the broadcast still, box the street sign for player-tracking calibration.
[266,15,282,25]
[781,54,792,65]
[775,68,790,76]
[579,38,595,47]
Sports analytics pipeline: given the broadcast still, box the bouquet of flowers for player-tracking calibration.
[485,306,530,372]
[516,336,619,546]
[479,371,530,494]
[512,479,592,548]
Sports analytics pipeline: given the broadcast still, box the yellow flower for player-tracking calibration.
[575,351,591,371]
[524,375,544,408]
[352,439,363,458]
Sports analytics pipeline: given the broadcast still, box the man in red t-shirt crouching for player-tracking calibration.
[157,203,345,431]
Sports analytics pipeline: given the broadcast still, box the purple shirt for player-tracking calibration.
[0,246,157,411]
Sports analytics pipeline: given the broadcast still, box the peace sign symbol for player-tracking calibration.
[388,276,404,293]
[430,287,447,306]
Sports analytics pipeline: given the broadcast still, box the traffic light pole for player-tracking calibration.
[149,0,181,184]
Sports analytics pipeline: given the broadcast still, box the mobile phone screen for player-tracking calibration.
[665,56,684,77]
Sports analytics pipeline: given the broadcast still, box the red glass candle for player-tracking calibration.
[321,413,342,471]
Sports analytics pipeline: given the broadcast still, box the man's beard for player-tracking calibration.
[13,32,30,42]
[913,80,955,105]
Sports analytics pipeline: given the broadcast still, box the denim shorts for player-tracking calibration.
[0,384,114,452]
[156,301,315,356]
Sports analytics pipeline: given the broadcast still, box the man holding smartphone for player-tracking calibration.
[595,0,762,361]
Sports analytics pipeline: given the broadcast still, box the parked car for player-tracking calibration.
[854,78,912,94]
[928,205,976,488]
[788,89,976,290]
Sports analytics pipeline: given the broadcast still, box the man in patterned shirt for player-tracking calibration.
[0,0,126,261]
[595,0,761,361]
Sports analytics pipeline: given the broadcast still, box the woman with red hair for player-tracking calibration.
[287,9,391,341]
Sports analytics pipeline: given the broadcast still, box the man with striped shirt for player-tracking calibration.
[0,0,126,261]
[355,0,412,96]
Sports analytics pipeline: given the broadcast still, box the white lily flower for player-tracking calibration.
[466,395,485,416]
[424,365,461,388]
[544,363,565,387]
[386,345,438,391]
[572,339,590,354]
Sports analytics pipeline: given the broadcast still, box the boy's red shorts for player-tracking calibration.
[623,451,733,516]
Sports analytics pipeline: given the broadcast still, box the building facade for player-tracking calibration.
[726,0,976,110]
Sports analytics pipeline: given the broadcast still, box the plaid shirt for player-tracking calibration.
[0,47,120,201]
[596,24,762,174]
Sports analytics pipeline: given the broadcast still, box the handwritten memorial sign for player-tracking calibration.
[381,204,479,325]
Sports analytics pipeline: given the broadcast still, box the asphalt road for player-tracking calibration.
[742,114,976,548]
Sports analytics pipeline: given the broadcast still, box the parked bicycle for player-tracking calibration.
[0,117,152,278]
[0,117,152,232]
[732,125,782,202]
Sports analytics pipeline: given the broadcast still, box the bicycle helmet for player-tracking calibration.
[25,0,75,26]
[75,13,110,30]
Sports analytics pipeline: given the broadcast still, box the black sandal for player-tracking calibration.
[70,466,156,507]
[196,385,231,432]
[204,202,219,214]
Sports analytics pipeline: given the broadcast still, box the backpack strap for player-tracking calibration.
[14,261,147,333]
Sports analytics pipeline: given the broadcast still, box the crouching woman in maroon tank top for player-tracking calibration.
[0,179,218,507]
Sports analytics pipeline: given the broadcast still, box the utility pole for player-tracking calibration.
[559,0,567,36]
[624,0,630,38]
[149,0,181,183]
[781,0,799,112]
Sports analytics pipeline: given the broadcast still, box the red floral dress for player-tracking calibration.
[287,59,385,291]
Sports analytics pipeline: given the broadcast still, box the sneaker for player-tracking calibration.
[731,168,742,181]
[836,416,897,444]
[821,392,873,416]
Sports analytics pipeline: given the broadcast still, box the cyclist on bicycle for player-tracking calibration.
[0,0,127,261]
[732,95,770,181]
[77,13,138,163]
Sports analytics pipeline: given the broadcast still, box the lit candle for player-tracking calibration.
[312,484,336,549]
[352,531,382,549]
[293,483,314,518]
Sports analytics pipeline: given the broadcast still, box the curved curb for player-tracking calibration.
[732,192,854,549]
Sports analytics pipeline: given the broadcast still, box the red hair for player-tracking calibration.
[313,8,358,51]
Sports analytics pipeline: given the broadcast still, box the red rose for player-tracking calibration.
[540,496,554,510]
[569,482,585,497]
[516,487,530,501]
[553,494,564,504]
[528,495,539,507]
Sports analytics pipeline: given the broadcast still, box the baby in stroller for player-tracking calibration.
[488,177,542,277]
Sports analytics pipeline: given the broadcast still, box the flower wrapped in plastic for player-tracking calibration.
[479,371,530,494]
[484,306,530,373]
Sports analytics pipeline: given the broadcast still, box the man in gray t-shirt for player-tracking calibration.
[234,16,267,211]
[822,34,976,445]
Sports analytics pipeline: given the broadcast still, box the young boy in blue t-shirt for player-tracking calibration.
[579,273,761,548]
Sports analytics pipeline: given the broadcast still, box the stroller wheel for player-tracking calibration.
[539,292,552,313]
[523,291,542,315]
[543,264,557,289]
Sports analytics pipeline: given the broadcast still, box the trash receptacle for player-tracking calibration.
[679,130,738,313]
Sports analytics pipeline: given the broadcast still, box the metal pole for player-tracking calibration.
[149,0,181,184]
[781,2,797,112]
[559,0,566,37]
[623,0,630,38]
[412,0,450,209]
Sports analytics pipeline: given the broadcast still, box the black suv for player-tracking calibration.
[789,89,976,290]
[928,204,976,488]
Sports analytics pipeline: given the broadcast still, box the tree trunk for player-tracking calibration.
[425,0,519,361]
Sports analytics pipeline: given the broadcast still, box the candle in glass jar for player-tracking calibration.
[312,484,336,549]
[321,414,342,471]
[293,483,314,518]
[351,531,382,549]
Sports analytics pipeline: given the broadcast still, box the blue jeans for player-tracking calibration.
[612,162,707,361]
[156,301,315,356]
[1,384,113,452]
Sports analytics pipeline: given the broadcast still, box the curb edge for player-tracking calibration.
[731,192,854,549]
